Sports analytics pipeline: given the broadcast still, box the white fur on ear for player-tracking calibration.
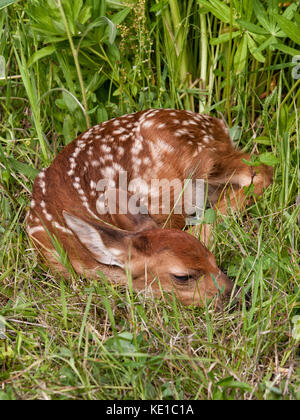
[63,212,124,268]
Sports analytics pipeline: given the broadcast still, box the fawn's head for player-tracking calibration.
[63,209,233,306]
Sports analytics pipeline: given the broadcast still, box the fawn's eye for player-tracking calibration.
[171,274,193,283]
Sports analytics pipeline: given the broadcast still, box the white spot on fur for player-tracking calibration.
[131,136,143,156]
[42,209,53,221]
[104,154,113,161]
[40,180,46,194]
[202,135,211,144]
[120,134,130,142]
[175,128,190,137]
[52,222,73,235]
[118,147,125,157]
[128,178,149,195]
[113,163,124,172]
[157,123,166,129]
[101,166,116,179]
[157,138,174,153]
[27,225,45,236]
[82,130,92,139]
[102,145,111,153]
[231,173,252,187]
[132,157,142,166]
[113,128,127,135]
[142,119,154,128]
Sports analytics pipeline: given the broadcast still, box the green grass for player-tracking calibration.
[0,0,299,400]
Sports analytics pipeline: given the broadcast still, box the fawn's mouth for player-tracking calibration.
[217,269,251,310]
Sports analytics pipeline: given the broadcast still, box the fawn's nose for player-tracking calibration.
[222,280,252,310]
[219,271,234,295]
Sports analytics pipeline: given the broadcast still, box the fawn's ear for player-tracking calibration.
[63,212,129,268]
[96,188,158,232]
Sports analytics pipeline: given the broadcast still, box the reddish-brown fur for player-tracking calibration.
[26,109,272,306]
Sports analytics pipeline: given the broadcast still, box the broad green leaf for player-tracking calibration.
[259,152,279,167]
[83,16,116,45]
[263,61,298,71]
[268,0,279,23]
[228,125,242,141]
[251,32,267,45]
[78,5,92,25]
[242,157,261,167]
[197,0,232,24]
[294,12,300,26]
[97,106,108,123]
[63,115,75,145]
[73,0,83,22]
[275,42,300,57]
[253,0,273,33]
[62,91,78,112]
[110,7,131,25]
[282,2,298,20]
[234,34,248,74]
[237,19,268,35]
[4,158,39,180]
[210,30,241,46]
[217,377,252,392]
[30,22,66,38]
[106,0,125,10]
[254,35,277,54]
[0,0,19,10]
[27,45,56,67]
[254,136,271,145]
[107,43,120,61]
[276,14,300,45]
[61,1,76,35]
[206,0,232,22]
[203,209,216,223]
[247,33,265,63]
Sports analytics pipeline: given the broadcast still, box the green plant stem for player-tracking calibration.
[56,0,90,129]
[13,47,49,161]
[168,0,190,109]
[225,0,233,127]
[199,11,207,112]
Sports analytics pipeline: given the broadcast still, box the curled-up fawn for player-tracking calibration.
[26,109,272,306]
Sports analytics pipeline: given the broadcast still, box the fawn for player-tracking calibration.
[26,109,272,306]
